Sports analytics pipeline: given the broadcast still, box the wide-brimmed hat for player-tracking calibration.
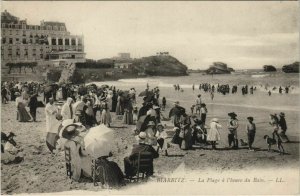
[279,112,285,117]
[211,118,219,123]
[247,116,254,121]
[228,112,237,117]
[147,121,155,126]
[201,103,206,107]
[135,132,147,143]
[157,123,163,128]
[14,92,21,96]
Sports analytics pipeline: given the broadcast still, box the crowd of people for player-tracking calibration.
[0,79,292,186]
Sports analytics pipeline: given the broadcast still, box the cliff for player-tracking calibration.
[282,62,299,73]
[205,62,234,74]
[131,55,188,76]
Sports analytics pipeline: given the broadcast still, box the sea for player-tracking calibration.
[90,71,300,113]
[91,70,300,94]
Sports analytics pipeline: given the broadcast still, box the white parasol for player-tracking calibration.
[83,124,114,159]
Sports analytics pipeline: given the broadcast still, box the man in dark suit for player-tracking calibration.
[124,132,159,178]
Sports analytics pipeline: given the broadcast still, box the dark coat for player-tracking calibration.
[129,143,159,160]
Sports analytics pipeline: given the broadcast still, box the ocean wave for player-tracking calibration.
[251,74,269,78]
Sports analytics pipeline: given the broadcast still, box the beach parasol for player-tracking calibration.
[83,124,114,159]
[138,90,154,97]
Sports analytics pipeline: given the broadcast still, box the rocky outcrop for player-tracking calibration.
[263,65,277,72]
[132,55,188,76]
[205,62,234,74]
[282,62,299,73]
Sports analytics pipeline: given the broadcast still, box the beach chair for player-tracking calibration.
[129,152,154,182]
[64,146,72,178]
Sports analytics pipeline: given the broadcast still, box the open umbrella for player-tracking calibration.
[84,124,114,159]
[138,90,154,97]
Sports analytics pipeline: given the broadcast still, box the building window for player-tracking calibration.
[58,38,63,45]
[65,39,70,45]
[51,38,57,45]
[22,38,27,44]
[9,38,13,44]
[40,54,43,59]
[23,30,26,36]
[16,30,19,35]
[25,49,28,56]
[16,38,19,43]
[2,38,6,44]
[78,38,82,46]
[71,38,76,46]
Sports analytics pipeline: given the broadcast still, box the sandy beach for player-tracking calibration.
[1,82,299,194]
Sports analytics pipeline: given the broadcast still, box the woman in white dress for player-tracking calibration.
[207,118,222,150]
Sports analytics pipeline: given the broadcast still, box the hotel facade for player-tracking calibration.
[1,10,85,68]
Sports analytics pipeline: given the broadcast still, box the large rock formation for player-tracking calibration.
[205,62,234,74]
[282,62,299,73]
[263,65,277,72]
[132,55,188,76]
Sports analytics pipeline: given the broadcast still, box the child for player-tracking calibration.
[269,114,285,155]
[162,97,166,111]
[246,117,256,151]
[155,123,168,156]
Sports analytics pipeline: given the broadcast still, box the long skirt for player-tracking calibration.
[101,109,112,125]
[17,103,31,122]
[123,111,133,125]
[116,102,121,115]
[181,128,193,150]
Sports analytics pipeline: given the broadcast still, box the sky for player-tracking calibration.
[2,1,299,70]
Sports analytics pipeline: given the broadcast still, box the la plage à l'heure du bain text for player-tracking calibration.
[156,177,284,183]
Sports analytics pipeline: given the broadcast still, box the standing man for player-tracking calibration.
[195,94,202,114]
[28,93,39,122]
[278,112,287,135]
[227,112,239,149]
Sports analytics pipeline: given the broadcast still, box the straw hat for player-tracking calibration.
[135,132,147,143]
[147,121,155,126]
[157,123,163,128]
